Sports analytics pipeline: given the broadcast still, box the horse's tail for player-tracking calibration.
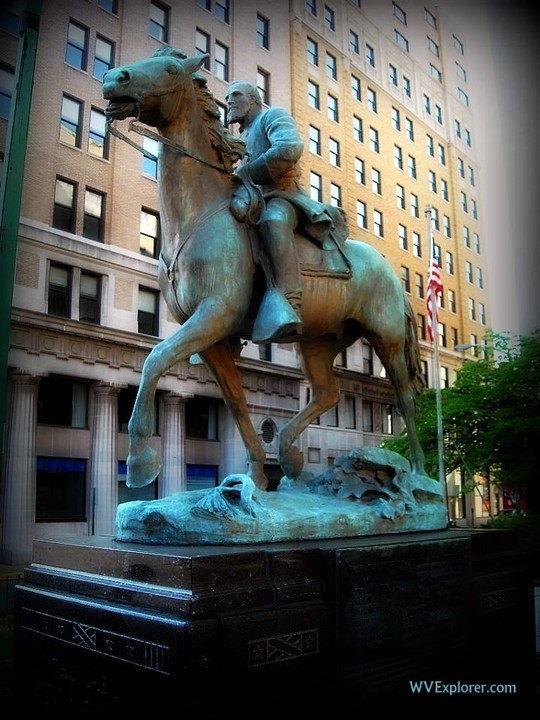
[404,295,426,404]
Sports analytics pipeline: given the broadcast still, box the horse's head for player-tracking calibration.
[103,48,208,127]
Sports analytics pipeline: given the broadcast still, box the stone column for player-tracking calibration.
[160,392,192,496]
[1,372,41,565]
[90,382,120,537]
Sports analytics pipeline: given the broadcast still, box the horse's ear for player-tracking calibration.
[184,54,209,75]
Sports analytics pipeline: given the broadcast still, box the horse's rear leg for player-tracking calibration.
[200,341,268,490]
[278,336,342,479]
[373,341,426,476]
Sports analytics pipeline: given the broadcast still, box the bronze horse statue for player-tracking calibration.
[103,48,426,492]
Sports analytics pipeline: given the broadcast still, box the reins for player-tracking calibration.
[106,118,232,174]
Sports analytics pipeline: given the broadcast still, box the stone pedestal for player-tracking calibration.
[14,530,537,714]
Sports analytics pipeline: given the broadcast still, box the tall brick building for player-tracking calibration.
[0,0,491,564]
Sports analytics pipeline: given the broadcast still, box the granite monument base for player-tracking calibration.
[14,530,536,714]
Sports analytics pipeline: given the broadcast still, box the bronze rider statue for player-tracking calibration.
[226,81,348,343]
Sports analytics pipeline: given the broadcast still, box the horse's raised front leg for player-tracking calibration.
[278,336,342,479]
[127,299,242,488]
[200,340,268,490]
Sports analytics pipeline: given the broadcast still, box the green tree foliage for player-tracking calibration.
[384,330,540,511]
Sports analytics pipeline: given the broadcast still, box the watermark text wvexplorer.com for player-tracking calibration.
[409,680,517,696]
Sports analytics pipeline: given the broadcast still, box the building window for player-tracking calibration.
[443,215,451,238]
[351,74,361,100]
[401,265,410,293]
[329,183,341,207]
[429,64,442,83]
[309,125,321,155]
[479,302,486,325]
[66,20,88,70]
[469,166,475,186]
[93,35,114,81]
[456,62,467,81]
[389,64,398,87]
[367,87,377,113]
[0,6,21,36]
[326,52,337,80]
[415,272,424,299]
[60,95,83,147]
[324,4,335,31]
[428,170,437,193]
[371,168,381,194]
[474,233,481,253]
[417,314,426,340]
[215,0,230,23]
[306,0,317,16]
[257,68,270,105]
[353,115,363,142]
[186,396,219,440]
[477,267,484,289]
[53,178,77,233]
[373,209,383,237]
[369,127,379,153]
[405,117,414,140]
[396,184,405,209]
[327,93,339,122]
[195,29,211,69]
[468,297,476,321]
[426,134,434,156]
[88,108,108,159]
[435,105,443,124]
[308,80,320,109]
[83,189,105,242]
[349,29,359,54]
[310,171,322,202]
[37,375,87,427]
[356,200,367,229]
[362,400,373,432]
[197,0,211,11]
[394,30,409,52]
[142,136,159,177]
[441,179,448,201]
[355,157,365,184]
[427,36,439,56]
[0,65,14,120]
[366,43,375,67]
[446,250,454,275]
[408,155,416,178]
[448,289,456,313]
[307,37,318,65]
[398,223,408,250]
[362,342,374,375]
[329,137,340,166]
[79,272,101,323]
[403,75,411,97]
[438,322,447,348]
[256,14,269,49]
[149,1,168,43]
[98,0,119,13]
[394,144,403,169]
[344,395,356,430]
[140,208,161,258]
[214,41,229,81]
[391,106,400,131]
[412,232,421,257]
[138,287,159,336]
[410,193,419,217]
[453,34,464,54]
[425,8,437,28]
[48,264,72,318]
[393,2,406,24]
[36,457,87,522]
[424,94,431,115]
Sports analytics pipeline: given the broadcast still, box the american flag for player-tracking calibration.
[426,253,443,342]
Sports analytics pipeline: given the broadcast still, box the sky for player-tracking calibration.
[439,0,540,336]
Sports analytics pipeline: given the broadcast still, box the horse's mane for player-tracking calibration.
[152,46,247,171]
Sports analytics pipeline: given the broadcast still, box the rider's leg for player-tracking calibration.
[258,199,303,320]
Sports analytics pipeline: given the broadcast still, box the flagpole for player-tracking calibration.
[425,205,447,513]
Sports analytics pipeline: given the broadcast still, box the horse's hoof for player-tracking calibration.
[127,447,161,488]
[280,446,304,479]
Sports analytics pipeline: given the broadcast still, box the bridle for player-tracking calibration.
[105,72,232,175]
